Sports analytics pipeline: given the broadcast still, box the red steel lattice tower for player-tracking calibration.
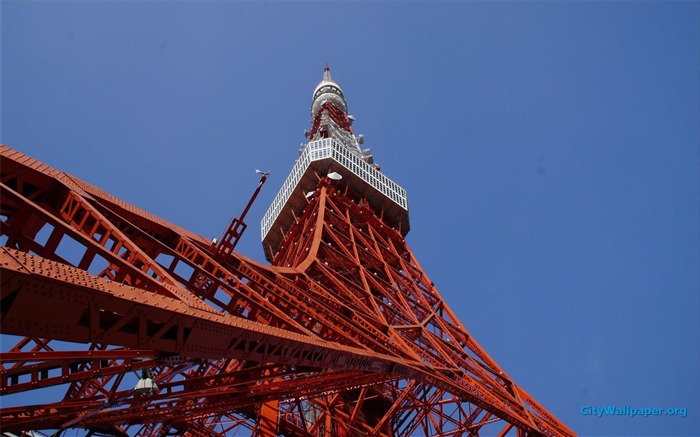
[0,67,575,436]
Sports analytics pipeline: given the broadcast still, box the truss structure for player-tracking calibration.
[0,68,574,437]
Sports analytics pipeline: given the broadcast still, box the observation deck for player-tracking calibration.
[261,138,409,262]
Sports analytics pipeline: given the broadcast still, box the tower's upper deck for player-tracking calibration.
[261,67,409,262]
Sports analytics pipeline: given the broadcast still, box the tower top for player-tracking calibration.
[261,67,409,262]
[307,65,358,156]
[311,65,348,122]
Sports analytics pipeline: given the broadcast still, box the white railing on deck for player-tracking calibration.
[261,139,407,241]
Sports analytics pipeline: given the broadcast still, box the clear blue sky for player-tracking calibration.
[2,2,698,436]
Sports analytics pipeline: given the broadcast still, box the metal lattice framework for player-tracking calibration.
[0,67,574,436]
[0,144,573,436]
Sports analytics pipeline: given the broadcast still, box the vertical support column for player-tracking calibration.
[257,400,280,437]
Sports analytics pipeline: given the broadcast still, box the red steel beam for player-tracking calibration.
[0,247,394,373]
[0,350,160,395]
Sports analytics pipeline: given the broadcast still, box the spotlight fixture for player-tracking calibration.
[134,369,158,395]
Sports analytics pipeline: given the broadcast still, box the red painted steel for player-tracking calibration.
[1,68,574,437]
[216,172,268,261]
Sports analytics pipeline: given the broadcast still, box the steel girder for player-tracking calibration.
[0,145,573,436]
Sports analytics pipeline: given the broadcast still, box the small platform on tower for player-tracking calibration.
[261,138,409,262]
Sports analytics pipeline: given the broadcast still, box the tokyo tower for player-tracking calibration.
[0,66,574,436]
